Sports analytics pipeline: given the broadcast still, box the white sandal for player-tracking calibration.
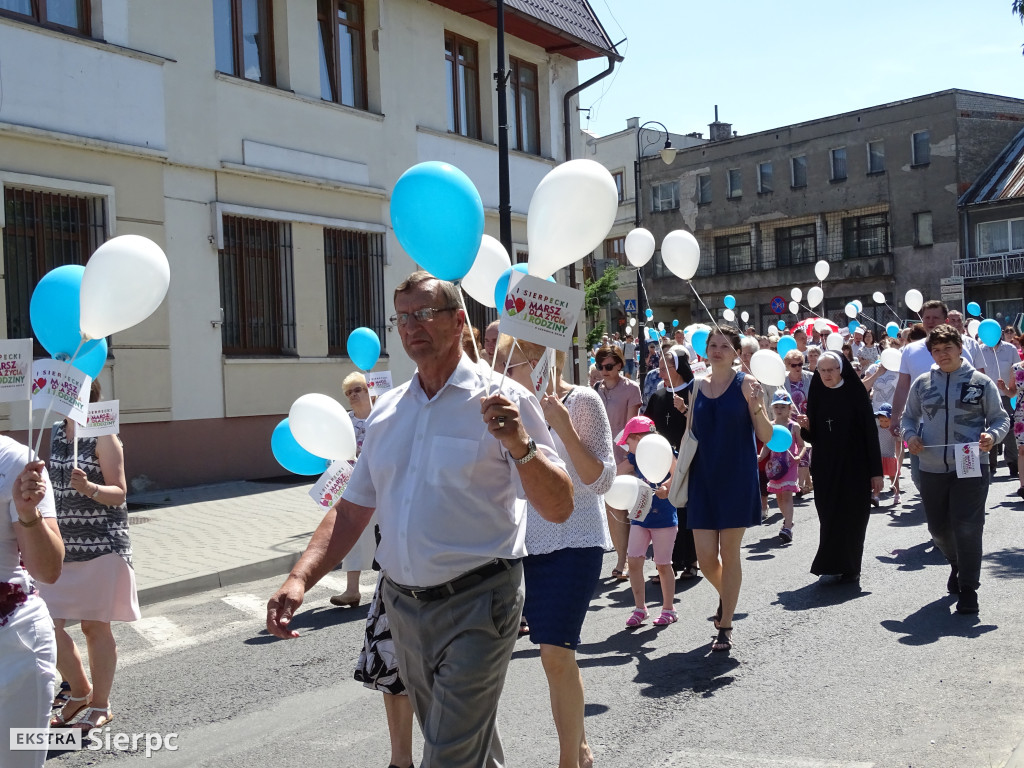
[74,706,114,731]
[50,693,91,726]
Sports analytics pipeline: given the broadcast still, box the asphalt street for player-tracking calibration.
[46,474,1024,768]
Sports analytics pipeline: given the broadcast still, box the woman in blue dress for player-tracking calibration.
[687,326,774,652]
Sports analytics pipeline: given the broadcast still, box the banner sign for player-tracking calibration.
[79,400,120,438]
[366,371,393,398]
[309,459,355,509]
[498,273,584,351]
[528,347,555,397]
[955,442,981,479]
[626,483,654,523]
[689,360,707,378]
[0,339,34,403]
[31,359,91,425]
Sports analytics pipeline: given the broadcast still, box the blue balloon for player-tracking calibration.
[66,338,107,379]
[691,329,709,358]
[647,327,659,341]
[978,318,1001,348]
[724,295,736,309]
[777,320,786,331]
[672,319,679,327]
[886,322,900,339]
[767,424,794,452]
[347,327,381,371]
[848,321,859,334]
[29,265,102,359]
[776,336,797,357]
[390,161,484,281]
[494,264,553,314]
[1013,396,1018,410]
[645,308,654,320]
[967,301,981,317]
[272,418,330,476]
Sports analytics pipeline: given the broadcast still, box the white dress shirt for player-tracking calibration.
[343,354,564,588]
[900,337,973,382]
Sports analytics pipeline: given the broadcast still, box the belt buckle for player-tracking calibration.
[409,588,430,601]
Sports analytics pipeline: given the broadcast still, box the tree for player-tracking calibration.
[583,263,621,350]
[1016,0,1024,53]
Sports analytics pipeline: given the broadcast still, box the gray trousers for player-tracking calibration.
[919,471,989,592]
[382,563,524,768]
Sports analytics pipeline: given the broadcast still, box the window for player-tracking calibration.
[2,186,106,350]
[912,130,930,166]
[0,0,90,35]
[791,155,807,188]
[218,216,295,355]
[604,236,626,266]
[914,212,933,247]
[867,140,885,174]
[775,223,816,267]
[612,170,624,203]
[977,218,1024,255]
[317,0,366,109]
[509,57,540,155]
[842,212,889,258]
[325,227,386,355]
[830,147,847,181]
[697,174,712,204]
[444,31,481,140]
[757,162,773,194]
[213,0,275,85]
[727,168,742,199]
[714,232,753,273]
[651,181,679,212]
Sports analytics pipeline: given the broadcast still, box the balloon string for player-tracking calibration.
[455,284,483,365]
[33,336,87,457]
[26,400,34,464]
[883,302,903,323]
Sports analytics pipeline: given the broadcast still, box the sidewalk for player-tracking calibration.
[128,479,324,606]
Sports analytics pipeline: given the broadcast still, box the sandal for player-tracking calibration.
[625,609,648,628]
[74,706,114,731]
[709,598,723,628]
[52,681,71,711]
[711,626,733,653]
[678,564,699,579]
[653,610,678,626]
[648,573,660,584]
[611,568,628,581]
[518,618,530,637]
[51,691,91,727]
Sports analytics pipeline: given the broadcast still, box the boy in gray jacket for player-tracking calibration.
[901,325,1010,614]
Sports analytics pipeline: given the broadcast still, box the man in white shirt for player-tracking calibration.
[267,271,572,767]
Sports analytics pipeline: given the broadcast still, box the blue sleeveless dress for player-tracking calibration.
[686,371,761,530]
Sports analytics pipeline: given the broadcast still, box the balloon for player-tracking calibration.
[848,322,859,334]
[741,311,750,323]
[880,348,902,371]
[605,475,641,510]
[347,327,381,371]
[80,235,171,339]
[789,301,799,315]
[852,300,863,313]
[978,318,1001,347]
[886,322,900,338]
[625,228,656,268]
[1013,396,1018,410]
[826,333,844,351]
[391,161,484,281]
[873,291,886,304]
[724,295,736,309]
[691,329,709,358]
[647,328,659,341]
[629,318,637,328]
[768,327,780,338]
[271,418,330,476]
[527,159,618,278]
[661,230,700,280]
[814,260,830,281]
[67,338,107,379]
[905,289,924,314]
[791,287,803,302]
[493,265,553,314]
[657,321,665,331]
[766,424,794,452]
[462,235,511,308]
[807,286,824,308]
[776,320,786,331]
[813,318,831,332]
[635,434,673,484]
[288,393,357,461]
[723,309,735,322]
[750,349,786,386]
[672,319,679,328]
[967,318,981,338]
[645,308,654,320]
[844,303,858,319]
[30,265,102,359]
[776,336,797,357]
[967,301,981,317]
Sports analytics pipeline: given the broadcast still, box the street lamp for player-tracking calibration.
[634,120,677,376]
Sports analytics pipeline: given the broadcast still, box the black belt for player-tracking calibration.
[387,558,520,602]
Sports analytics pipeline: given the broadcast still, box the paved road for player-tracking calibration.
[46,475,1024,767]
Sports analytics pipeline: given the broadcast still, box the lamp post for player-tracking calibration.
[634,120,677,377]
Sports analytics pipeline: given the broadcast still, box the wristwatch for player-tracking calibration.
[512,438,537,465]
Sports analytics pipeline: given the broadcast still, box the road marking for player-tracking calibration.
[663,752,874,768]
[221,593,268,618]
[130,616,195,651]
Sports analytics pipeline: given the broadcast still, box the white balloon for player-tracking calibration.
[814,259,830,281]
[880,348,902,371]
[845,303,858,319]
[789,301,799,315]
[79,235,170,339]
[826,333,844,351]
[967,318,981,338]
[873,291,886,304]
[813,318,831,332]
[767,327,780,338]
[629,318,637,328]
[462,235,511,308]
[661,230,701,280]
[635,434,673,484]
[905,289,924,313]
[288,393,357,461]
[527,159,618,279]
[605,475,640,510]
[807,286,824,308]
[624,228,656,268]
[750,349,786,386]
[657,322,665,331]
[723,309,735,322]
[852,300,863,313]
[741,311,750,323]
[791,287,803,302]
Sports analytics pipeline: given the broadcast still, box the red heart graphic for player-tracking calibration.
[367,381,375,388]
[505,296,515,312]
[34,377,46,392]
[323,492,333,503]
[514,298,526,313]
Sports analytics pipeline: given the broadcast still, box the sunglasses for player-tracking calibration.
[789,363,803,368]
[344,386,366,397]
[597,363,619,371]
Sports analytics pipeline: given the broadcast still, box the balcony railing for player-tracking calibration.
[953,252,1024,280]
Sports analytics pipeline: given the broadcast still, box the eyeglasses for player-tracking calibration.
[389,306,456,326]
[597,363,618,371]
[789,363,803,368]
[344,386,365,397]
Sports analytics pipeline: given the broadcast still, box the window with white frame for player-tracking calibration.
[651,181,679,212]
[757,161,773,194]
[914,212,933,247]
[830,147,847,181]
[697,174,711,204]
[977,218,1024,256]
[727,168,742,199]
[791,155,807,188]
[912,130,930,166]
[867,140,885,174]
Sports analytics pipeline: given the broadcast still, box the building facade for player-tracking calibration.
[0,0,617,488]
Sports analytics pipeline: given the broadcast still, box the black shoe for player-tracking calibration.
[947,565,960,595]
[956,588,979,614]
[838,572,860,585]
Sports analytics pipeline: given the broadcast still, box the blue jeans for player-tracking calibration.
[625,359,637,377]
[919,471,989,592]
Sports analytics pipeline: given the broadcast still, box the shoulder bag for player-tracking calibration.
[667,380,700,508]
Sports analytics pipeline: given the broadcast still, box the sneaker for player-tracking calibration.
[870,496,880,508]
[956,588,979,614]
[947,564,960,595]
[779,526,793,543]
[892,492,901,506]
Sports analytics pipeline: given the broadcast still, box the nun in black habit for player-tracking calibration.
[798,351,883,582]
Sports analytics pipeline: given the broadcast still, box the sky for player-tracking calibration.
[577,0,1024,139]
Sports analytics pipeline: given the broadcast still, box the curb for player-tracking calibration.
[1005,737,1024,768]
[136,552,301,607]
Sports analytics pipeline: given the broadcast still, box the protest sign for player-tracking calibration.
[0,339,33,403]
[366,371,393,398]
[955,442,982,479]
[689,360,707,378]
[309,459,355,509]
[498,273,583,351]
[528,347,555,397]
[626,483,654,523]
[79,400,120,438]
[31,359,91,425]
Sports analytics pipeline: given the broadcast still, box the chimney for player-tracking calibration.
[708,105,732,142]
[626,117,639,130]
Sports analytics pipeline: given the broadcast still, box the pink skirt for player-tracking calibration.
[37,553,141,623]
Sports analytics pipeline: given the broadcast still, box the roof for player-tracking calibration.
[428,0,621,61]
[959,125,1024,207]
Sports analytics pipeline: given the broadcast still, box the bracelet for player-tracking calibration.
[16,509,43,528]
[90,485,101,499]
